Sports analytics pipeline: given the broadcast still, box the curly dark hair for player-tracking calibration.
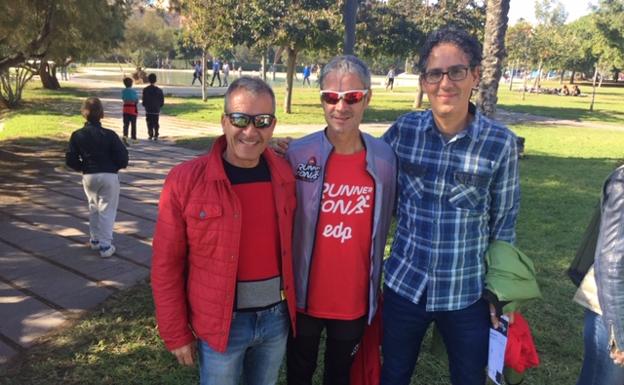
[417,26,482,73]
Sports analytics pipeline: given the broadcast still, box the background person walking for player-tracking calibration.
[65,97,128,258]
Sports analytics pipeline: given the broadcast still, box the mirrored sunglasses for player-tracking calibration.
[225,112,276,129]
[320,89,368,105]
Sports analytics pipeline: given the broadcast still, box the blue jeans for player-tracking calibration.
[381,287,490,385]
[197,301,289,385]
[577,309,624,385]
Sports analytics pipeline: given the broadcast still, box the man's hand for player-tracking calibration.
[272,136,293,157]
[489,303,514,329]
[611,347,624,367]
[171,342,197,366]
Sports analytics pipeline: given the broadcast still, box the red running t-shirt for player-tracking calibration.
[304,150,374,320]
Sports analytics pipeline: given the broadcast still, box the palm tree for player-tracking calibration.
[343,0,357,55]
[477,0,510,117]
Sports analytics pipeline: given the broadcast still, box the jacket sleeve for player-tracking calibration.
[65,133,83,172]
[159,88,164,108]
[111,133,129,170]
[151,170,195,351]
[594,167,624,350]
[488,135,520,243]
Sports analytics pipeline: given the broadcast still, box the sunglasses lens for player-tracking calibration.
[229,113,251,128]
[343,91,365,104]
[253,114,274,129]
[321,92,340,104]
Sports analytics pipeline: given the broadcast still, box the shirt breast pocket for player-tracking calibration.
[184,202,223,245]
[448,171,490,212]
[399,162,426,200]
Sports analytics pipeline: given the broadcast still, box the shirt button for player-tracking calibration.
[234,213,239,218]
[231,255,235,260]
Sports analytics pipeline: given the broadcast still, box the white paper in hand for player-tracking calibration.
[487,315,509,385]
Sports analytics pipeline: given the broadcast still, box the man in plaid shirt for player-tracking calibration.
[380,27,521,385]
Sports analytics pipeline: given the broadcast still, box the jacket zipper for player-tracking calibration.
[303,146,332,312]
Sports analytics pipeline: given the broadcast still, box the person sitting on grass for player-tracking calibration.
[65,97,128,258]
[573,85,581,96]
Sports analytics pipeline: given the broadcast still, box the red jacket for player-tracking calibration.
[151,136,297,352]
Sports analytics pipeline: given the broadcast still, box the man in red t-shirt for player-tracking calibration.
[285,56,397,385]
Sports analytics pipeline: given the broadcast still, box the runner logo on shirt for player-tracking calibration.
[320,183,373,243]
[296,157,322,182]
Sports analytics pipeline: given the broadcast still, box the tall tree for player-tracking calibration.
[0,0,129,106]
[531,0,568,87]
[31,0,128,89]
[477,0,510,116]
[505,19,534,89]
[390,0,486,107]
[593,0,624,80]
[118,9,177,73]
[272,1,341,113]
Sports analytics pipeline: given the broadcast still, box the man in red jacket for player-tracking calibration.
[151,76,297,385]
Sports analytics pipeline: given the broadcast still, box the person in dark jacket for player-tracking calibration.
[66,97,129,258]
[142,73,164,141]
[575,164,624,385]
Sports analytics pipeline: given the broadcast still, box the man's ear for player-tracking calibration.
[471,66,481,85]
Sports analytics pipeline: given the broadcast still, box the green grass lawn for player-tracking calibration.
[2,80,624,384]
[0,86,88,142]
[496,80,624,124]
[164,79,624,127]
[165,86,419,125]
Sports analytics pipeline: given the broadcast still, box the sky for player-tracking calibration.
[508,0,595,25]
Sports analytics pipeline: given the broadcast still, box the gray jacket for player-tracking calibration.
[286,130,396,323]
[595,165,624,350]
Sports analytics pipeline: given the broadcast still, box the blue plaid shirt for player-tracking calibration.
[382,106,520,311]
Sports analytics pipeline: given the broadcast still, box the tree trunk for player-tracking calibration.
[476,0,510,117]
[284,47,297,114]
[38,60,60,89]
[508,59,516,91]
[522,69,528,101]
[589,64,598,112]
[404,57,412,74]
[559,69,564,84]
[532,59,542,89]
[570,70,576,84]
[413,87,424,109]
[343,0,357,55]
[261,53,267,81]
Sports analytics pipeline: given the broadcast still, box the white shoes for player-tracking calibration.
[99,244,116,258]
[90,240,100,250]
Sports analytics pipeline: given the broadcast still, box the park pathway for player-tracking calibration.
[0,138,201,365]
